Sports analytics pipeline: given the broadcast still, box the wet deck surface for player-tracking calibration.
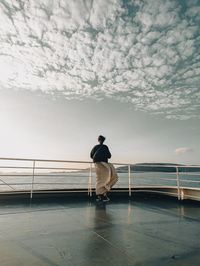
[0,196,199,266]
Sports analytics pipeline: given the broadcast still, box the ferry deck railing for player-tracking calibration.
[0,157,199,201]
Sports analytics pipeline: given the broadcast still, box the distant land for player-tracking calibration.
[116,163,200,173]
[54,163,200,173]
[70,162,200,173]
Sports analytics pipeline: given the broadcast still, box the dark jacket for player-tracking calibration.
[90,144,111,163]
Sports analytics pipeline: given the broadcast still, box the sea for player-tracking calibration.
[0,171,200,192]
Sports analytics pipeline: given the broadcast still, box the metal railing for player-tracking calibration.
[0,157,200,201]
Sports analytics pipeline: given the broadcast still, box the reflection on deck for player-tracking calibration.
[0,195,199,266]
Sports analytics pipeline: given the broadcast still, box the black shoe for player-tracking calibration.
[96,195,103,202]
[102,195,110,202]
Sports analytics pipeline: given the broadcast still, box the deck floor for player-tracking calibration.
[0,196,199,266]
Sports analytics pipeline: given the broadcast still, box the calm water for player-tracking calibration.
[0,171,200,192]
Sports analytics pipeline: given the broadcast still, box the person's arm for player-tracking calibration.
[90,148,94,159]
[106,146,111,159]
[90,146,96,159]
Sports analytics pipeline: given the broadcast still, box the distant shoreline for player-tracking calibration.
[117,163,200,173]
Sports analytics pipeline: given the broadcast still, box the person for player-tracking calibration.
[90,135,118,202]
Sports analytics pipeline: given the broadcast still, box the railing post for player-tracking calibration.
[176,166,181,200]
[88,163,92,197]
[128,164,131,196]
[31,160,36,199]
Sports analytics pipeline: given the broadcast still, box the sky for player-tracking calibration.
[0,0,200,165]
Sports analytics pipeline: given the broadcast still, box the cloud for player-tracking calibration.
[175,147,193,155]
[0,0,200,119]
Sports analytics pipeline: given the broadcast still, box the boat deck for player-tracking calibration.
[0,195,199,266]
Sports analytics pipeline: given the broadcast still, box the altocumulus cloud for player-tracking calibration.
[175,147,193,155]
[0,0,200,119]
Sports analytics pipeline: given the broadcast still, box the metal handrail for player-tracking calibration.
[0,157,199,201]
[1,157,200,167]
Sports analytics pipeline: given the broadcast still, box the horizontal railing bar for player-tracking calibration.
[0,166,35,169]
[35,167,93,170]
[0,190,94,194]
[0,190,91,194]
[2,158,192,167]
[179,180,200,183]
[127,176,174,180]
[0,185,196,189]
[21,169,200,173]
[0,184,28,186]
[0,183,90,185]
[0,177,198,183]
[0,177,195,182]
[126,171,177,174]
[0,166,93,171]
[0,158,199,168]
[179,173,200,176]
[0,157,131,165]
[7,182,197,186]
[159,178,177,181]
[0,169,178,173]
[34,182,88,185]
[0,168,198,174]
[130,164,200,168]
[0,174,92,177]
[0,157,92,163]
[3,176,189,181]
[122,171,200,174]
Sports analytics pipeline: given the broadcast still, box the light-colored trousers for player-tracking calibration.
[95,162,118,195]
